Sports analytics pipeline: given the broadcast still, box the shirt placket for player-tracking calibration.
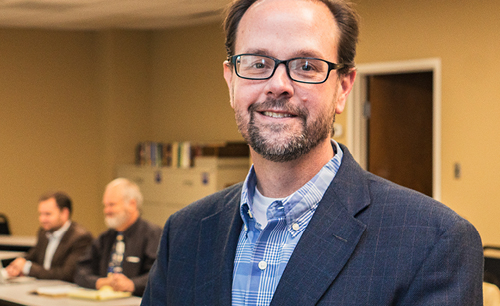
[246,201,286,306]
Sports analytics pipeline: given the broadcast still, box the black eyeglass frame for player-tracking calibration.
[229,53,347,84]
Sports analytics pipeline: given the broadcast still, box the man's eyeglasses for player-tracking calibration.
[229,54,346,84]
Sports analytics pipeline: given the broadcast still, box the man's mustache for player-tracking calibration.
[248,97,308,120]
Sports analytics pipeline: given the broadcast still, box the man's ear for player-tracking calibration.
[62,207,70,220]
[223,60,235,108]
[128,199,138,212]
[335,69,357,114]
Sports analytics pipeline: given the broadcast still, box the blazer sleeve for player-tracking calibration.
[28,228,93,282]
[130,222,162,296]
[399,218,484,305]
[74,236,105,289]
[24,229,45,262]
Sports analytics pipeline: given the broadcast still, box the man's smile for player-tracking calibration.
[260,111,296,118]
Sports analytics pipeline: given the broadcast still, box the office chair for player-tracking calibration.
[484,246,500,289]
[0,213,11,235]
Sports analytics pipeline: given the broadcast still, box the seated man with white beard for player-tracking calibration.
[74,178,162,296]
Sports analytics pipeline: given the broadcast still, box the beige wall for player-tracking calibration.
[0,29,102,235]
[150,24,243,143]
[354,0,500,245]
[1,0,499,245]
[0,29,153,236]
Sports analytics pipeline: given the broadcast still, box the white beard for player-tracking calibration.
[105,210,129,229]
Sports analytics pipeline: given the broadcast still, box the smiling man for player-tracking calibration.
[5,192,92,282]
[142,0,484,305]
[74,178,161,296]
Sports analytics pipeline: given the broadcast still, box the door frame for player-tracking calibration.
[346,58,442,201]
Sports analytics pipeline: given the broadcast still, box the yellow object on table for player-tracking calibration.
[68,286,132,301]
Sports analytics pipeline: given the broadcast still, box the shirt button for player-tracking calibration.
[292,223,300,231]
[258,260,267,270]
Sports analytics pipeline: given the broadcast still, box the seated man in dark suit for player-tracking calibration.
[75,178,162,296]
[6,192,93,282]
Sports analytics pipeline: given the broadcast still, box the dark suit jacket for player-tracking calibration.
[74,217,162,296]
[25,222,93,282]
[142,144,484,305]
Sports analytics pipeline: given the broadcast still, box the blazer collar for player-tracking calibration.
[45,220,71,240]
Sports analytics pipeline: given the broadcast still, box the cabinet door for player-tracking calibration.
[143,169,217,227]
[156,168,216,203]
[116,165,217,227]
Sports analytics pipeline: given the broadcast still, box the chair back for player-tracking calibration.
[485,246,500,288]
[0,213,11,235]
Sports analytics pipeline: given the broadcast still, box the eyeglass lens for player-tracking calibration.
[235,55,330,83]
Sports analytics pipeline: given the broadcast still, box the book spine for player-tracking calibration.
[171,142,179,168]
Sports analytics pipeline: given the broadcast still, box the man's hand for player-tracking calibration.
[95,273,134,293]
[5,257,26,277]
[109,273,135,293]
[95,276,113,289]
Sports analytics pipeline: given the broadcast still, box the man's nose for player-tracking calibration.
[265,64,294,97]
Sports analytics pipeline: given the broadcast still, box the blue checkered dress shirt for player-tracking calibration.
[232,141,343,306]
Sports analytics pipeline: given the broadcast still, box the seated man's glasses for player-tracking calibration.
[229,54,346,84]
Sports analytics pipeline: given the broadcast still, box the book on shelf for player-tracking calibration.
[171,142,179,168]
[135,141,249,168]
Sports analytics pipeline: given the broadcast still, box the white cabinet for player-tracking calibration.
[116,157,250,227]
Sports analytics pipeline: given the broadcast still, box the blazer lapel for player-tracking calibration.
[36,230,49,264]
[271,146,371,306]
[50,223,73,266]
[194,186,243,306]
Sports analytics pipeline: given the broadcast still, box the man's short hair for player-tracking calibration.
[223,0,359,76]
[105,178,144,210]
[39,192,73,216]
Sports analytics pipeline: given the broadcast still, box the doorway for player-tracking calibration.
[347,59,442,200]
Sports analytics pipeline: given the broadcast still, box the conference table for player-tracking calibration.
[0,236,36,252]
[0,279,142,306]
[0,235,35,266]
[0,236,142,305]
[0,252,25,262]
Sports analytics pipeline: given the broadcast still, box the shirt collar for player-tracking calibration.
[46,220,71,239]
[240,140,343,231]
[118,217,141,238]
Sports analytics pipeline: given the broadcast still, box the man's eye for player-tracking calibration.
[251,61,268,69]
[301,61,316,71]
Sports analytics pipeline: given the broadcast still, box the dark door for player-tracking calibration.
[367,72,433,197]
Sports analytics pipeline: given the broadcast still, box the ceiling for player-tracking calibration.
[0,0,233,30]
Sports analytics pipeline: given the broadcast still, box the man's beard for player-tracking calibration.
[105,210,129,229]
[235,97,335,162]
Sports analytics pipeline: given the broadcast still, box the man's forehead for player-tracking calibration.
[235,0,339,59]
[39,197,57,208]
[103,188,121,201]
[242,0,333,22]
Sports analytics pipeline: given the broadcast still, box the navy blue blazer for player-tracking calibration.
[142,144,483,305]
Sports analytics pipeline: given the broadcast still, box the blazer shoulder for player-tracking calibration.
[331,145,474,233]
[69,222,93,238]
[364,172,477,234]
[137,217,163,237]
